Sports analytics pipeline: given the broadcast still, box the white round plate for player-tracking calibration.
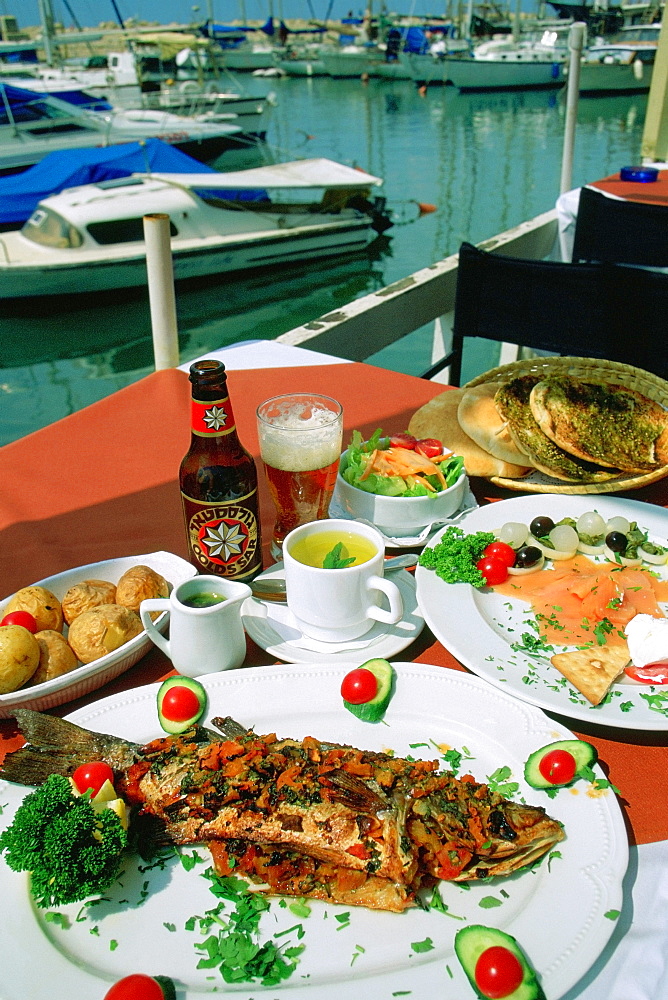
[0,663,627,999]
[0,551,196,717]
[242,566,424,662]
[416,494,668,730]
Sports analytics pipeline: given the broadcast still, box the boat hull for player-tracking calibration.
[0,219,380,300]
[446,58,564,91]
[576,61,654,94]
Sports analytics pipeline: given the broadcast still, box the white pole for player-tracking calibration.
[143,213,180,370]
[560,21,586,195]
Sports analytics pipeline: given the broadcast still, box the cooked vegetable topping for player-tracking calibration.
[0,773,127,907]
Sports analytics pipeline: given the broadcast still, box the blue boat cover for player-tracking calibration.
[0,138,217,225]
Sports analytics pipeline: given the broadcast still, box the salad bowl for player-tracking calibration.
[336,449,468,536]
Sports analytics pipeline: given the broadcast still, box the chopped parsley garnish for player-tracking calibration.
[188,869,305,986]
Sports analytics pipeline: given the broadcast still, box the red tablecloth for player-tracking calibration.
[1,362,667,847]
[592,168,668,205]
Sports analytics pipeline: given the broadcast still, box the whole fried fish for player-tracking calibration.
[1,710,564,910]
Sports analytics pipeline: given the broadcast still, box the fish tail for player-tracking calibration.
[0,709,138,787]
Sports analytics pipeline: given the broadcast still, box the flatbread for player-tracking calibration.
[530,375,668,473]
[457,382,536,467]
[550,644,630,706]
[408,389,531,479]
[495,376,620,483]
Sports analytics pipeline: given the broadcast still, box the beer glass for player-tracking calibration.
[256,393,343,560]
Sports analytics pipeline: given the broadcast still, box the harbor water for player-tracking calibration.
[0,75,649,446]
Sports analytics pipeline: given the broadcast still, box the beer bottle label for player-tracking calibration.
[191,394,236,438]
[181,489,261,579]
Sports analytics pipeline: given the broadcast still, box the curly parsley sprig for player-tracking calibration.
[419,527,496,586]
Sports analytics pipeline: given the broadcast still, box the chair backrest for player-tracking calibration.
[572,185,668,267]
[424,241,668,384]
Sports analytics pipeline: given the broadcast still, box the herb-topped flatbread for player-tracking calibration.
[494,376,620,483]
[529,375,668,474]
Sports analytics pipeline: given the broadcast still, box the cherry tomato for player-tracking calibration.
[104,974,174,1000]
[389,433,417,450]
[538,748,577,785]
[625,663,668,685]
[415,437,444,459]
[72,761,115,797]
[474,946,524,999]
[482,541,516,568]
[161,685,202,722]
[476,556,509,586]
[341,667,378,704]
[1,610,38,632]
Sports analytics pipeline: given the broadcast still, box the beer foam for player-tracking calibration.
[259,402,342,472]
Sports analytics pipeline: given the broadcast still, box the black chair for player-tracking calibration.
[572,185,668,267]
[421,241,668,384]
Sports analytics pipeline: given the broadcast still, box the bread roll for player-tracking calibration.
[408,389,531,479]
[457,382,536,467]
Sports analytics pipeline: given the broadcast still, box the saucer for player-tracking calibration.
[242,566,424,664]
[328,485,479,550]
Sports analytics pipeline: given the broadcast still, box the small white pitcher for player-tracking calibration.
[140,575,251,676]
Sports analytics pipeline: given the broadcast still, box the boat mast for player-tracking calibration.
[37,0,56,66]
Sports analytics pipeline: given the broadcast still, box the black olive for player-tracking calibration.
[606,531,627,553]
[515,545,542,568]
[530,516,554,538]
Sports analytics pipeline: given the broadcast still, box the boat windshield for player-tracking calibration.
[22,208,84,248]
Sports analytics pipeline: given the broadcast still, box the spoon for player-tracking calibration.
[250,554,418,603]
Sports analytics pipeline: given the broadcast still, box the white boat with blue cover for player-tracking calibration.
[0,157,392,301]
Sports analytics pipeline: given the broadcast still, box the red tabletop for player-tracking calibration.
[1,362,667,847]
[591,168,668,205]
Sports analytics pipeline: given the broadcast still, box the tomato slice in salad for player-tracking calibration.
[415,437,444,459]
[389,432,417,450]
[625,662,668,685]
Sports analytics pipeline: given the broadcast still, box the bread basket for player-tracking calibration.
[464,356,668,494]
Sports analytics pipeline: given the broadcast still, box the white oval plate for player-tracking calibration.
[416,494,668,730]
[0,663,627,999]
[0,551,195,716]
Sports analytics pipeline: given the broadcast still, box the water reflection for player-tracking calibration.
[0,76,647,444]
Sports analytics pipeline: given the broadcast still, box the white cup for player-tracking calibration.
[140,575,251,676]
[283,518,403,642]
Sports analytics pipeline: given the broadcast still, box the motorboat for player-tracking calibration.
[567,24,660,94]
[0,137,218,229]
[443,33,567,91]
[0,84,258,177]
[0,157,392,300]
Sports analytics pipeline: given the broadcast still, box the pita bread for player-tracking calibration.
[408,389,531,479]
[550,644,630,705]
[457,382,536,467]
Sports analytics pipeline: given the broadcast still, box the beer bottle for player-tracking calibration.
[180,359,262,581]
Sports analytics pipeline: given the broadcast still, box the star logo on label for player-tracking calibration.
[203,519,247,560]
[203,404,228,431]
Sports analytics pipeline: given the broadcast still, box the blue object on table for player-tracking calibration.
[620,165,659,183]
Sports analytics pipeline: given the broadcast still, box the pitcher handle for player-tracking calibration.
[140,598,171,657]
[365,575,403,626]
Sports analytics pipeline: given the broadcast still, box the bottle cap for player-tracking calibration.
[619,165,659,183]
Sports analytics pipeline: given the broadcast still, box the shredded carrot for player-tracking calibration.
[276,764,303,790]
